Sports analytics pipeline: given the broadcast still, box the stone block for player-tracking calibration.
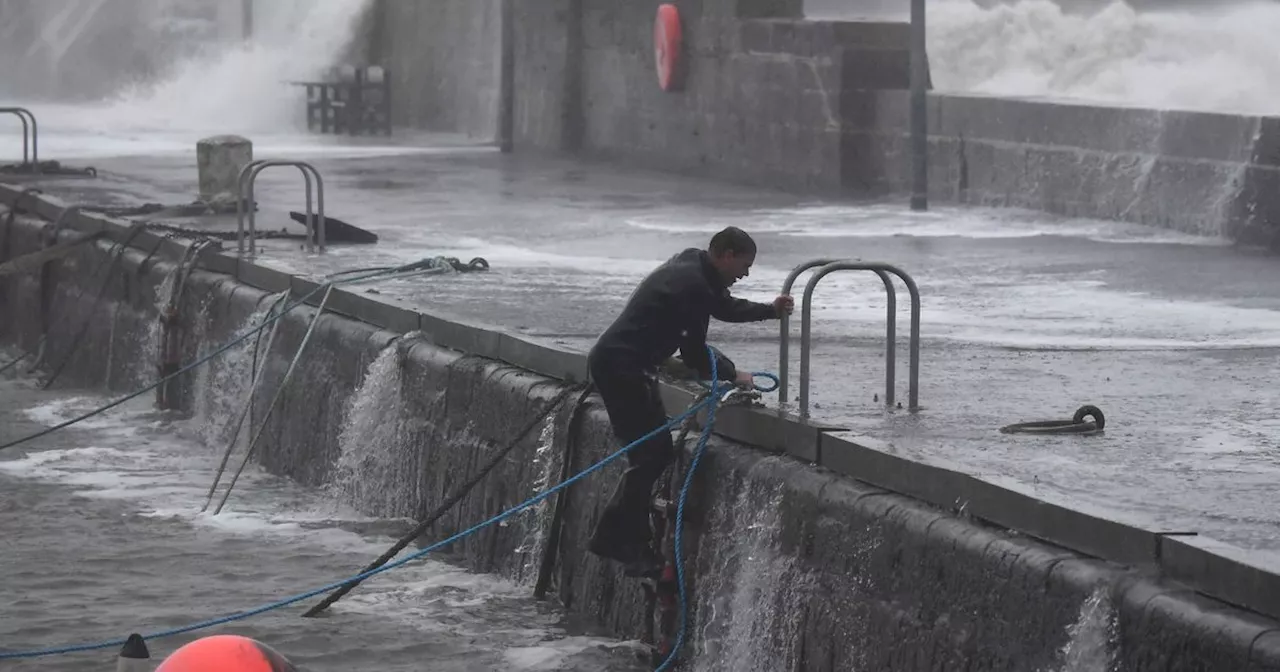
[840,45,911,91]
[819,432,972,512]
[17,190,64,222]
[735,0,802,19]
[155,237,193,264]
[1151,110,1258,164]
[323,287,419,334]
[1115,579,1278,672]
[1253,117,1280,168]
[960,472,1165,567]
[197,135,253,206]
[1161,535,1280,623]
[497,333,588,382]
[196,251,239,278]
[289,276,328,309]
[713,405,844,460]
[418,311,503,359]
[70,210,109,236]
[236,261,293,295]
[820,433,1165,566]
[129,230,169,262]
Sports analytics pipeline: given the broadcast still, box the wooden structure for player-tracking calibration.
[291,65,392,136]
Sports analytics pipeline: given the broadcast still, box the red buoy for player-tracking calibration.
[654,4,683,92]
[155,635,299,672]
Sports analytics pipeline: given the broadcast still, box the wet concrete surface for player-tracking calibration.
[11,136,1280,556]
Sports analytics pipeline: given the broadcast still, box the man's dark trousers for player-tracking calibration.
[587,352,673,570]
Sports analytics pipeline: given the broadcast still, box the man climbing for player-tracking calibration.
[586,226,794,576]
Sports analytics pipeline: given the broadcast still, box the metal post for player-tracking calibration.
[498,0,515,153]
[909,0,928,211]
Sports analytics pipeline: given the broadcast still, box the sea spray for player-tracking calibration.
[330,341,418,518]
[1053,585,1119,672]
[189,296,280,449]
[692,473,812,672]
[513,414,560,586]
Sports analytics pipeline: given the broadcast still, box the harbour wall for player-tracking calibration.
[7,185,1280,668]
[379,0,1280,246]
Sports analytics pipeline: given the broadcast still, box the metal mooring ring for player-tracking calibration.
[1000,404,1106,435]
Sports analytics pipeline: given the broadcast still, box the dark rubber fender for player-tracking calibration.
[999,404,1106,435]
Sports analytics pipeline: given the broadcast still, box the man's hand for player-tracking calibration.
[734,371,755,389]
[773,294,794,317]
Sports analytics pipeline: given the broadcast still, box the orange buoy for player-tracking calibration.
[155,635,298,672]
[654,4,682,91]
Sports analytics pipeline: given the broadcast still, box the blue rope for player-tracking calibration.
[658,350,723,671]
[0,347,760,662]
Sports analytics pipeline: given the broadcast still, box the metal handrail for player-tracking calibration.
[797,261,921,417]
[778,258,838,402]
[780,259,897,408]
[235,159,326,256]
[0,107,37,168]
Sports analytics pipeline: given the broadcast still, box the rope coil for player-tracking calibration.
[999,404,1106,435]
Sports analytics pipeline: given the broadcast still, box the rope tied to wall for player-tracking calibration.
[303,378,591,618]
[0,347,758,664]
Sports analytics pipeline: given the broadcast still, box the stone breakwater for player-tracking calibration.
[4,186,1280,670]
[381,0,1280,245]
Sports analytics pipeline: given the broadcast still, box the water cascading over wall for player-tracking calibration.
[5,198,1280,670]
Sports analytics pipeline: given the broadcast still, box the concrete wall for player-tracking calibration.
[852,91,1280,244]
[8,188,1280,669]
[507,0,916,192]
[378,0,501,139]
[369,0,1280,245]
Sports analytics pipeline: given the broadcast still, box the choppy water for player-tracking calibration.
[0,362,648,671]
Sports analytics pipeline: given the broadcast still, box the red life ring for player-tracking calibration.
[654,4,682,91]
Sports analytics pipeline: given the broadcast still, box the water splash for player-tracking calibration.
[1,0,374,136]
[692,474,812,672]
[189,295,281,449]
[1053,586,1119,672]
[513,415,561,586]
[925,0,1280,115]
[102,0,375,134]
[329,340,418,518]
[112,264,179,391]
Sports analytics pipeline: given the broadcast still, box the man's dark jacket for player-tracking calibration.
[589,248,777,381]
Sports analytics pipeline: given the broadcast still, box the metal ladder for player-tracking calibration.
[235,159,326,256]
[0,107,38,169]
[778,259,921,417]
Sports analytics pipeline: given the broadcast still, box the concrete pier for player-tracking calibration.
[6,186,1280,669]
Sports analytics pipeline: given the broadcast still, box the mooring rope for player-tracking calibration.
[201,292,291,513]
[211,284,337,515]
[0,258,457,452]
[302,381,591,618]
[0,348,764,663]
